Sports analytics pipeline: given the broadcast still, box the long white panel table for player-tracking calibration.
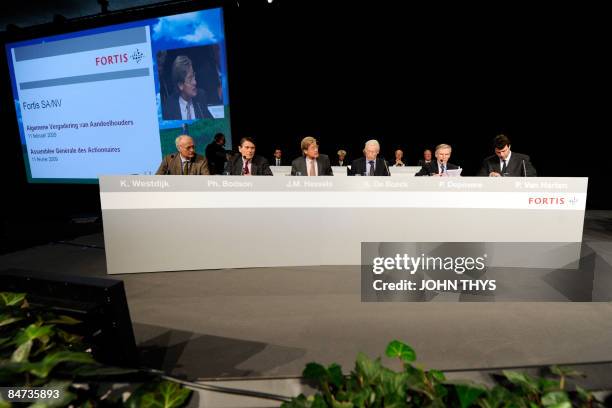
[100,176,588,274]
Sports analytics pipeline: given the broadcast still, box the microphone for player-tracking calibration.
[383,158,390,176]
[522,159,527,177]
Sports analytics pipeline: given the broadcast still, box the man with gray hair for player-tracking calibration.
[156,135,210,175]
[415,143,459,176]
[162,55,213,120]
[349,139,390,176]
[335,149,348,166]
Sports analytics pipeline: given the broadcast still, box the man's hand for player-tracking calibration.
[489,172,501,177]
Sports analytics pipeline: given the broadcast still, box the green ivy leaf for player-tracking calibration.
[454,383,486,408]
[28,351,95,378]
[15,324,55,346]
[280,394,312,408]
[575,385,592,402]
[130,381,192,408]
[46,315,82,325]
[28,381,75,408]
[331,398,353,408]
[303,362,328,383]
[158,380,192,408]
[355,353,382,385]
[429,369,446,382]
[327,363,344,388]
[56,329,84,345]
[0,314,24,328]
[0,292,26,307]
[503,370,539,393]
[550,365,584,378]
[539,378,561,393]
[385,340,416,363]
[350,388,371,407]
[541,391,570,407]
[311,394,327,408]
[379,368,407,400]
[11,339,32,362]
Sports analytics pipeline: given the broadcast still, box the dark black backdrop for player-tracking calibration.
[0,1,608,251]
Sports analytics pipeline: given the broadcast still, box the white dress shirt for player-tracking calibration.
[178,96,196,120]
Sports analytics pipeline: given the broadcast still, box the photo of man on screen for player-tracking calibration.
[162,55,214,120]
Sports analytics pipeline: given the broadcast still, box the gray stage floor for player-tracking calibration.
[1,211,611,381]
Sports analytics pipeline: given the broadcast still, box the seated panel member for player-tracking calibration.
[390,149,406,167]
[477,134,537,177]
[163,55,214,120]
[156,135,210,175]
[349,139,390,176]
[415,144,459,176]
[335,149,349,166]
[271,148,284,166]
[228,137,273,176]
[417,149,433,167]
[291,137,333,176]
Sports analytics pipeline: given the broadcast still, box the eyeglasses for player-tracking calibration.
[184,74,196,84]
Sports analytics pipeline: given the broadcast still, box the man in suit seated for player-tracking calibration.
[271,148,284,166]
[349,139,390,176]
[415,144,459,176]
[228,137,273,176]
[335,150,349,166]
[156,135,209,175]
[417,149,433,167]
[390,149,406,167]
[162,55,214,120]
[291,136,333,176]
[477,134,537,177]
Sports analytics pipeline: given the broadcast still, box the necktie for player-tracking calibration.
[440,163,446,174]
[185,101,192,120]
[368,160,375,176]
[501,159,507,175]
[309,159,316,176]
[277,159,280,166]
[243,160,250,175]
[183,161,189,175]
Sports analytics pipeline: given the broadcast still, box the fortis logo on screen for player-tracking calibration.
[528,196,566,206]
[95,49,145,66]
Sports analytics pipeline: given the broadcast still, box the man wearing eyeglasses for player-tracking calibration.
[156,135,210,175]
[162,55,214,120]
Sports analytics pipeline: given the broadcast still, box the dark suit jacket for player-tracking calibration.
[348,157,390,176]
[205,142,228,175]
[477,152,537,177]
[333,159,349,167]
[229,155,273,176]
[155,153,209,175]
[162,91,213,120]
[291,154,333,176]
[417,159,433,167]
[270,157,285,166]
[415,161,459,176]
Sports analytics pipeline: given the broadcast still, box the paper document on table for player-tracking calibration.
[445,168,462,177]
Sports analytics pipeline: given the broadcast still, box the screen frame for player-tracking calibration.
[1,0,234,185]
